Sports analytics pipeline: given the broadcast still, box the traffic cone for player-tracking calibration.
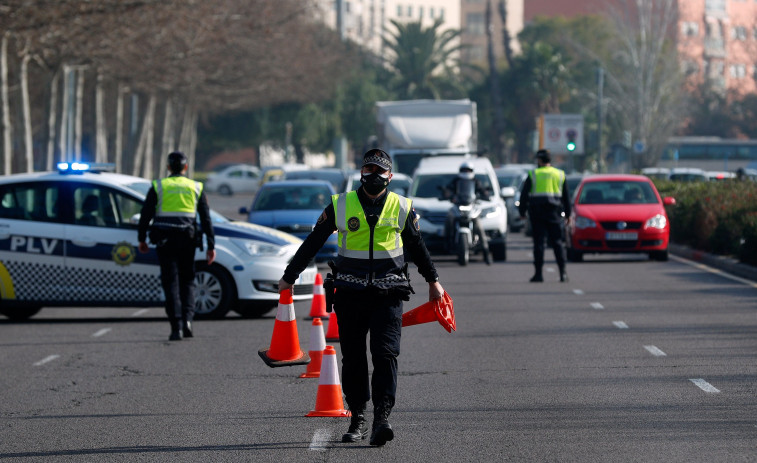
[402,291,456,333]
[258,289,311,368]
[306,273,328,320]
[299,317,326,378]
[305,345,350,417]
[325,310,340,342]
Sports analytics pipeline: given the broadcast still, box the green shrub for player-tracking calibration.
[739,213,757,266]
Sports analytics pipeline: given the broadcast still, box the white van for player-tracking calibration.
[409,156,507,261]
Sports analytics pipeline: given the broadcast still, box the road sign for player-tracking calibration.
[633,141,645,154]
[539,114,584,155]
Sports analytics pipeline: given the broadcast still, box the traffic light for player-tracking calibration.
[566,129,577,152]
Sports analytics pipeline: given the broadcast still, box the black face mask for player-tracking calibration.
[361,172,389,195]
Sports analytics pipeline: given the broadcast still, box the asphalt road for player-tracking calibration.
[1,195,756,461]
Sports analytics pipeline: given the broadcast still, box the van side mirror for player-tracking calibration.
[500,186,516,199]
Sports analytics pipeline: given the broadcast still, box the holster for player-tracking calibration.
[324,260,337,312]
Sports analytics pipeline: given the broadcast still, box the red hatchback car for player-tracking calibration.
[566,174,675,262]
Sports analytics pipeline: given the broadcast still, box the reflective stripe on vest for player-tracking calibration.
[154,176,203,218]
[332,191,410,260]
[529,166,565,199]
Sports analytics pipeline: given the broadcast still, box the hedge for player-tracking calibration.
[654,180,757,266]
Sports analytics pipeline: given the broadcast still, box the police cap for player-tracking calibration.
[362,149,392,171]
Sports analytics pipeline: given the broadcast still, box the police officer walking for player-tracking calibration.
[278,149,444,446]
[138,151,216,341]
[518,149,571,282]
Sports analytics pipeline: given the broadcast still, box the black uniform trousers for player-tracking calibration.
[333,288,403,412]
[156,232,197,327]
[530,211,567,273]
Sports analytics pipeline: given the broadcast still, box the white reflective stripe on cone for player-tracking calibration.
[310,319,326,351]
[276,302,296,322]
[318,347,340,386]
[313,283,324,295]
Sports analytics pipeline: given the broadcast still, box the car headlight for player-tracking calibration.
[231,238,286,257]
[481,205,500,218]
[575,216,596,229]
[645,214,667,229]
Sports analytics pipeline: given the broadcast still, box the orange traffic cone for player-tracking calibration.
[402,291,456,333]
[306,273,328,320]
[305,345,350,417]
[299,317,326,378]
[258,289,311,368]
[325,310,340,342]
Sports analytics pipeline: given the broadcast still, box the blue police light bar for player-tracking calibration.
[57,162,116,174]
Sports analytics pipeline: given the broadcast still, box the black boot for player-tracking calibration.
[341,407,368,443]
[369,406,394,446]
[169,321,182,341]
[182,320,193,338]
[530,273,543,282]
[559,269,569,282]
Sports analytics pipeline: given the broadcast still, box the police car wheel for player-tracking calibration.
[193,263,235,319]
[0,306,42,320]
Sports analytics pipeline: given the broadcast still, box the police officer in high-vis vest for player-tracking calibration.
[278,149,444,447]
[138,151,216,341]
[518,149,571,283]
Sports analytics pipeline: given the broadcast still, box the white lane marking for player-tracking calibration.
[689,378,720,393]
[671,255,757,289]
[612,321,629,329]
[131,309,149,317]
[92,328,112,338]
[644,345,667,357]
[590,302,604,310]
[33,355,60,366]
[573,289,584,295]
[309,428,332,451]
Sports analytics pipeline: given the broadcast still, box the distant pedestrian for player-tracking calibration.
[518,149,571,282]
[138,151,216,341]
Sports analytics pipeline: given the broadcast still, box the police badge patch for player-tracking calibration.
[347,216,360,232]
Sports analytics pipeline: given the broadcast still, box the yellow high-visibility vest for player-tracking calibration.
[529,166,565,199]
[153,176,203,218]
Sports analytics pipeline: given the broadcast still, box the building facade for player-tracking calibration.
[459,0,523,66]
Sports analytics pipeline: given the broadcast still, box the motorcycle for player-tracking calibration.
[443,178,491,266]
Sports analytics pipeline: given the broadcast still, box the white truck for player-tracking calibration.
[375,99,478,176]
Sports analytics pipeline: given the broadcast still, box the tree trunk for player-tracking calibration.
[159,97,174,177]
[132,93,155,178]
[20,51,33,172]
[178,104,198,175]
[74,67,84,161]
[498,1,514,68]
[46,72,59,171]
[486,0,506,164]
[142,94,156,179]
[2,34,13,175]
[95,71,107,163]
[115,84,126,173]
[58,65,71,161]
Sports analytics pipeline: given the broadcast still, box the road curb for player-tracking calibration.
[669,243,757,283]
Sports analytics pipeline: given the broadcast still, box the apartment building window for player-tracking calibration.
[729,64,747,78]
[705,0,726,12]
[430,7,435,18]
[731,26,748,40]
[419,6,424,19]
[397,4,402,17]
[466,13,485,36]
[681,22,699,37]
[407,5,413,17]
[682,60,700,76]
[440,8,445,19]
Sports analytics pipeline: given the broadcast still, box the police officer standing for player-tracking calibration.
[138,151,216,341]
[518,149,571,282]
[278,149,444,447]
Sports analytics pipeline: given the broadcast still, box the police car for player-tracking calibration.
[0,163,317,320]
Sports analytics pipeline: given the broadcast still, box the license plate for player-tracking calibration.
[299,269,316,285]
[606,232,638,240]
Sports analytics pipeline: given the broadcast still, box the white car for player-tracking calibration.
[0,163,317,320]
[409,156,507,261]
[204,163,260,195]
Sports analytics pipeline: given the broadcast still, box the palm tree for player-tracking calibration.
[383,18,468,100]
